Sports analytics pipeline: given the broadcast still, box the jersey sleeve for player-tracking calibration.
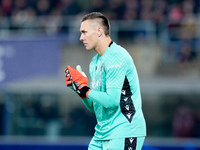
[81,98,94,113]
[105,52,128,89]
[88,88,121,109]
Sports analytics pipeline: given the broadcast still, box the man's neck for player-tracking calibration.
[95,36,112,56]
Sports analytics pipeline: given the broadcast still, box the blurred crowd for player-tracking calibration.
[0,0,199,63]
[0,0,199,27]
[5,93,96,136]
[0,0,200,20]
[173,102,200,138]
[0,0,199,38]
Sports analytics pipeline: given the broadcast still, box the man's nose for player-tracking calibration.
[80,34,83,41]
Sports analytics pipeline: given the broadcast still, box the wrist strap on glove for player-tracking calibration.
[78,86,91,98]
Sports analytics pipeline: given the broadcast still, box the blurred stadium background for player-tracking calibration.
[0,0,200,149]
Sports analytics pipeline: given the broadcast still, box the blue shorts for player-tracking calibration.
[88,137,145,150]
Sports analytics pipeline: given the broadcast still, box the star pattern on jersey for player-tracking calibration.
[124,137,137,150]
[120,76,135,123]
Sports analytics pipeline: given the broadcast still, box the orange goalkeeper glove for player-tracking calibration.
[65,65,91,98]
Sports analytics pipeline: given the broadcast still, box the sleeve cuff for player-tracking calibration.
[86,89,92,99]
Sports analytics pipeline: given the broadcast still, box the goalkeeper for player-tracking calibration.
[65,12,146,150]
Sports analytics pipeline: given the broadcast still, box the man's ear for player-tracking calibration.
[97,27,104,37]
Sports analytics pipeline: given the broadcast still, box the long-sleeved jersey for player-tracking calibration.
[82,42,146,140]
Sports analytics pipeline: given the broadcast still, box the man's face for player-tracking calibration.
[80,20,98,50]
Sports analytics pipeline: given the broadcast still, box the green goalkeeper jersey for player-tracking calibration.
[85,42,146,140]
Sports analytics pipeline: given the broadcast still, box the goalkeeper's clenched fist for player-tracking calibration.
[65,65,91,98]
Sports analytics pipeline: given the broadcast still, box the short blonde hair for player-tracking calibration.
[81,12,110,36]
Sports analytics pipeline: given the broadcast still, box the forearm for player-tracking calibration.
[81,98,94,113]
[88,88,121,109]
